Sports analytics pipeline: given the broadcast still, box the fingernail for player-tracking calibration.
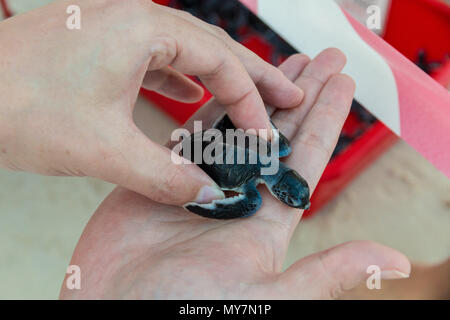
[380,270,410,280]
[195,185,225,204]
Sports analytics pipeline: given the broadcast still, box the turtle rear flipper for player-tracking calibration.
[184,183,262,219]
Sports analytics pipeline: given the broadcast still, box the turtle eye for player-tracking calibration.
[286,197,294,206]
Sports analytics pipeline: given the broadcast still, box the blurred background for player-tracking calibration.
[0,0,449,299]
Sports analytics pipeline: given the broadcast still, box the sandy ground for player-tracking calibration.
[0,95,448,299]
[0,0,449,299]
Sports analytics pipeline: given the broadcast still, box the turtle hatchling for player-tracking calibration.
[181,114,310,219]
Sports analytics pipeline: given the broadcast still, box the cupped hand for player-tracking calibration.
[0,0,303,205]
[60,49,410,299]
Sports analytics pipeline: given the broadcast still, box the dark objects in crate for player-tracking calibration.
[171,0,296,62]
[331,100,377,158]
[415,49,447,75]
[170,0,379,159]
[350,100,376,125]
[332,134,354,159]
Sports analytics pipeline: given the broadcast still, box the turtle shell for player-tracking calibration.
[181,131,262,189]
[181,114,290,190]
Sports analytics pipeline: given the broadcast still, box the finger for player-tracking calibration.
[287,73,356,192]
[145,6,272,134]
[266,54,311,116]
[142,66,204,103]
[253,73,354,230]
[278,54,311,82]
[165,54,309,149]
[274,241,411,299]
[164,53,312,200]
[157,5,305,109]
[84,126,224,206]
[166,53,311,142]
[178,53,311,128]
[213,34,305,109]
[272,48,347,139]
[161,53,311,135]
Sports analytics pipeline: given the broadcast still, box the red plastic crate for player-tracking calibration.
[143,0,449,217]
[383,0,450,63]
[0,0,12,18]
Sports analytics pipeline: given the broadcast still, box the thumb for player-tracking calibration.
[87,127,224,206]
[276,241,411,299]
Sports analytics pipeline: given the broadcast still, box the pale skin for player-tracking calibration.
[0,0,414,299]
[0,0,304,206]
[60,51,411,299]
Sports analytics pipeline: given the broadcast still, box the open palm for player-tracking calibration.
[60,49,410,299]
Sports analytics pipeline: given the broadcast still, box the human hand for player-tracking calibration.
[59,49,410,299]
[0,0,303,205]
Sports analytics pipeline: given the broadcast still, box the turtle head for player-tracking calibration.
[272,170,310,209]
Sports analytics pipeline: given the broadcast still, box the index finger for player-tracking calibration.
[156,5,305,110]
[287,74,356,191]
[146,5,272,133]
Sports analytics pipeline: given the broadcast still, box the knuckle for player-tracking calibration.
[163,164,184,193]
[335,73,354,83]
[327,101,351,124]
[139,0,157,11]
[211,25,230,38]
[183,11,195,19]
[334,74,356,92]
[177,9,194,20]
[210,25,234,51]
[311,98,350,129]
[268,66,284,81]
[300,72,327,86]
[180,8,193,15]
[117,0,154,14]
[203,52,229,79]
[252,61,270,85]
[293,53,310,61]
[296,130,331,155]
[148,37,178,70]
[317,252,345,300]
[257,62,273,78]
[149,164,185,203]
[323,102,349,124]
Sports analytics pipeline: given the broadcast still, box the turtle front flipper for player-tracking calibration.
[184,182,262,220]
[270,120,291,158]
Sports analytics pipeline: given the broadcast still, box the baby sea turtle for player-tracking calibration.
[182,114,310,219]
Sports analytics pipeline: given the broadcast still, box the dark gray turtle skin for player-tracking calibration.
[182,114,310,219]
